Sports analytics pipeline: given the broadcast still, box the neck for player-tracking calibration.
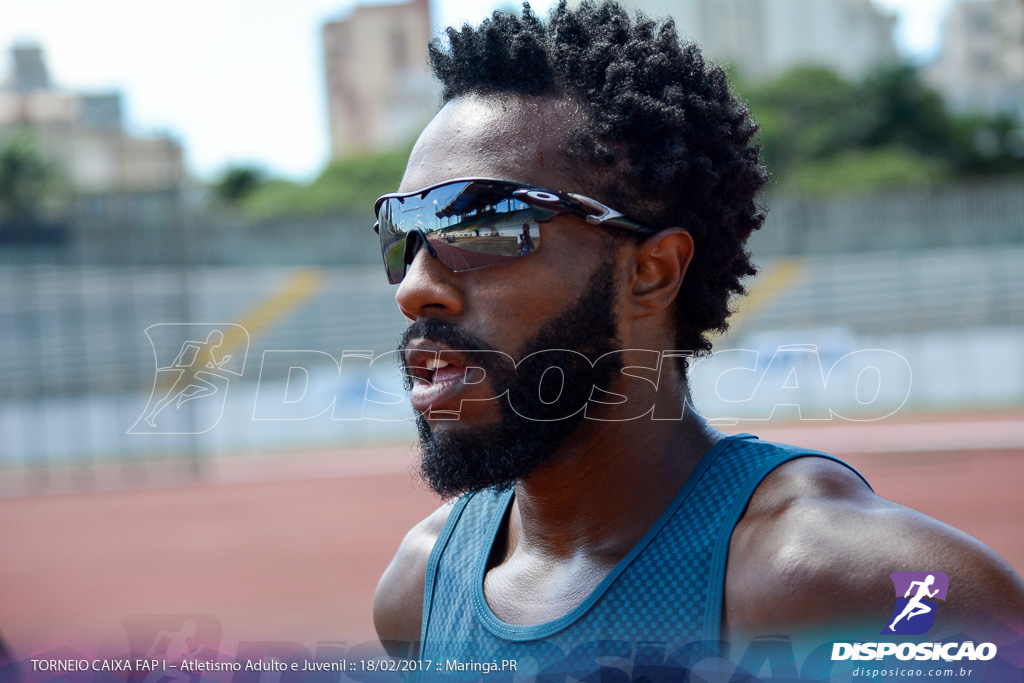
[507,392,722,563]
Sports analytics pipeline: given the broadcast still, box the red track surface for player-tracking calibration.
[1,415,1021,659]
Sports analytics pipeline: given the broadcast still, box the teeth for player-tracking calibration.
[425,358,451,371]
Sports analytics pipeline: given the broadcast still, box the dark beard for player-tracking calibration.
[398,256,623,499]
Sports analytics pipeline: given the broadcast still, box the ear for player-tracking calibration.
[626,228,694,319]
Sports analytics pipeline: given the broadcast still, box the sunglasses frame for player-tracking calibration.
[373,178,657,283]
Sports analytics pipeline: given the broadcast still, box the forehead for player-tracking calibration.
[399,94,584,194]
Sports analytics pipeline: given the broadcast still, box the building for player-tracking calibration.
[924,0,1024,121]
[322,0,439,158]
[614,0,897,81]
[0,44,185,194]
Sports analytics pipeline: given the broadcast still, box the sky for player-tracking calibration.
[0,0,958,181]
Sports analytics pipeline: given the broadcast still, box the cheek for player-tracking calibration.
[466,273,570,337]
[458,224,615,340]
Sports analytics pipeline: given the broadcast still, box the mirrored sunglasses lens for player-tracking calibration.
[377,216,407,285]
[377,181,548,282]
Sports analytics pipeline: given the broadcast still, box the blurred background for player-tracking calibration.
[1,0,1022,663]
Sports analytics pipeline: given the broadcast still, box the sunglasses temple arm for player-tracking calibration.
[567,194,651,234]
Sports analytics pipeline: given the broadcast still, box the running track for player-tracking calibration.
[1,414,1021,658]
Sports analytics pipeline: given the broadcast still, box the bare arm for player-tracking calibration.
[373,504,452,658]
[724,457,1024,640]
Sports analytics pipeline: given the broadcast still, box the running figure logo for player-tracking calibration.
[883,571,949,635]
[130,324,249,434]
[122,613,222,683]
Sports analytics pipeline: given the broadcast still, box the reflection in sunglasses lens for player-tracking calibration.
[379,182,544,283]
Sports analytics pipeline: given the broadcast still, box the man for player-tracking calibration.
[518,224,536,255]
[372,2,1023,679]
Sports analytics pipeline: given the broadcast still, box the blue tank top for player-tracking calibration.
[418,434,868,681]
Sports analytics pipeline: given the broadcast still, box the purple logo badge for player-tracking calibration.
[882,571,949,635]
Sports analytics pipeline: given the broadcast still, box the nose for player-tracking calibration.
[395,239,465,321]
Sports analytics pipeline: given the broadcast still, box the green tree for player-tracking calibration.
[215,165,265,204]
[241,144,412,219]
[792,147,952,195]
[859,64,956,159]
[741,66,879,181]
[0,134,53,217]
[736,63,1023,196]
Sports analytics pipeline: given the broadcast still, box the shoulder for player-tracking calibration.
[724,454,1024,639]
[373,503,453,656]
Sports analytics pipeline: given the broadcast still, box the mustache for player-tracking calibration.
[397,319,498,358]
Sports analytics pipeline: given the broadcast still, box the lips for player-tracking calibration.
[403,343,472,414]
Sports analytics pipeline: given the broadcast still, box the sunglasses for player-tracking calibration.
[373,178,656,285]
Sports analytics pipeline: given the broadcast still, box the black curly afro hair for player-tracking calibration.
[428,0,769,361]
